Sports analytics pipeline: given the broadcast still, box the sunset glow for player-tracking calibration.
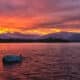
[0,0,80,35]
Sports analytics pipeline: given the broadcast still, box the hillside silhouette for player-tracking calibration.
[0,38,73,43]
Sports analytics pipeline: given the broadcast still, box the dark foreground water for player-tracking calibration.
[0,43,80,80]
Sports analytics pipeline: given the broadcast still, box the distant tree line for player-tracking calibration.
[0,38,79,43]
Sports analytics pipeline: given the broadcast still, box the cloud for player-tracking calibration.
[0,0,80,16]
[0,0,80,34]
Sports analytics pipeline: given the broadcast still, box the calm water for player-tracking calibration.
[0,43,80,80]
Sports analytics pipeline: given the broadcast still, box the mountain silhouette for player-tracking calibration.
[0,32,80,42]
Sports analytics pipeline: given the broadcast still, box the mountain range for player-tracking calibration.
[41,32,80,41]
[0,32,40,40]
[0,32,80,42]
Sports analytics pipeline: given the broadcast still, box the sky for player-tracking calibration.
[0,0,80,35]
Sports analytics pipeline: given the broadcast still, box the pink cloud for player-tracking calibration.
[0,0,80,31]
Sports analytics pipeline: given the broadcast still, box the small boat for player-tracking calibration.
[2,55,23,65]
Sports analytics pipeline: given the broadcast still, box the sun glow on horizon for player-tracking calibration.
[24,28,61,35]
[0,27,61,35]
[0,27,80,36]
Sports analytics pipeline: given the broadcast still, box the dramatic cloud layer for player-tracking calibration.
[0,0,80,35]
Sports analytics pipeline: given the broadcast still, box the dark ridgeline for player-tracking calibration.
[0,38,79,43]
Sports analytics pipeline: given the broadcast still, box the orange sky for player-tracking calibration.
[0,0,80,35]
[0,15,80,35]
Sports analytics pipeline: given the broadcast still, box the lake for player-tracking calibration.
[0,43,80,80]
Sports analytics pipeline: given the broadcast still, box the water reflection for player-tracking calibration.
[0,43,80,80]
